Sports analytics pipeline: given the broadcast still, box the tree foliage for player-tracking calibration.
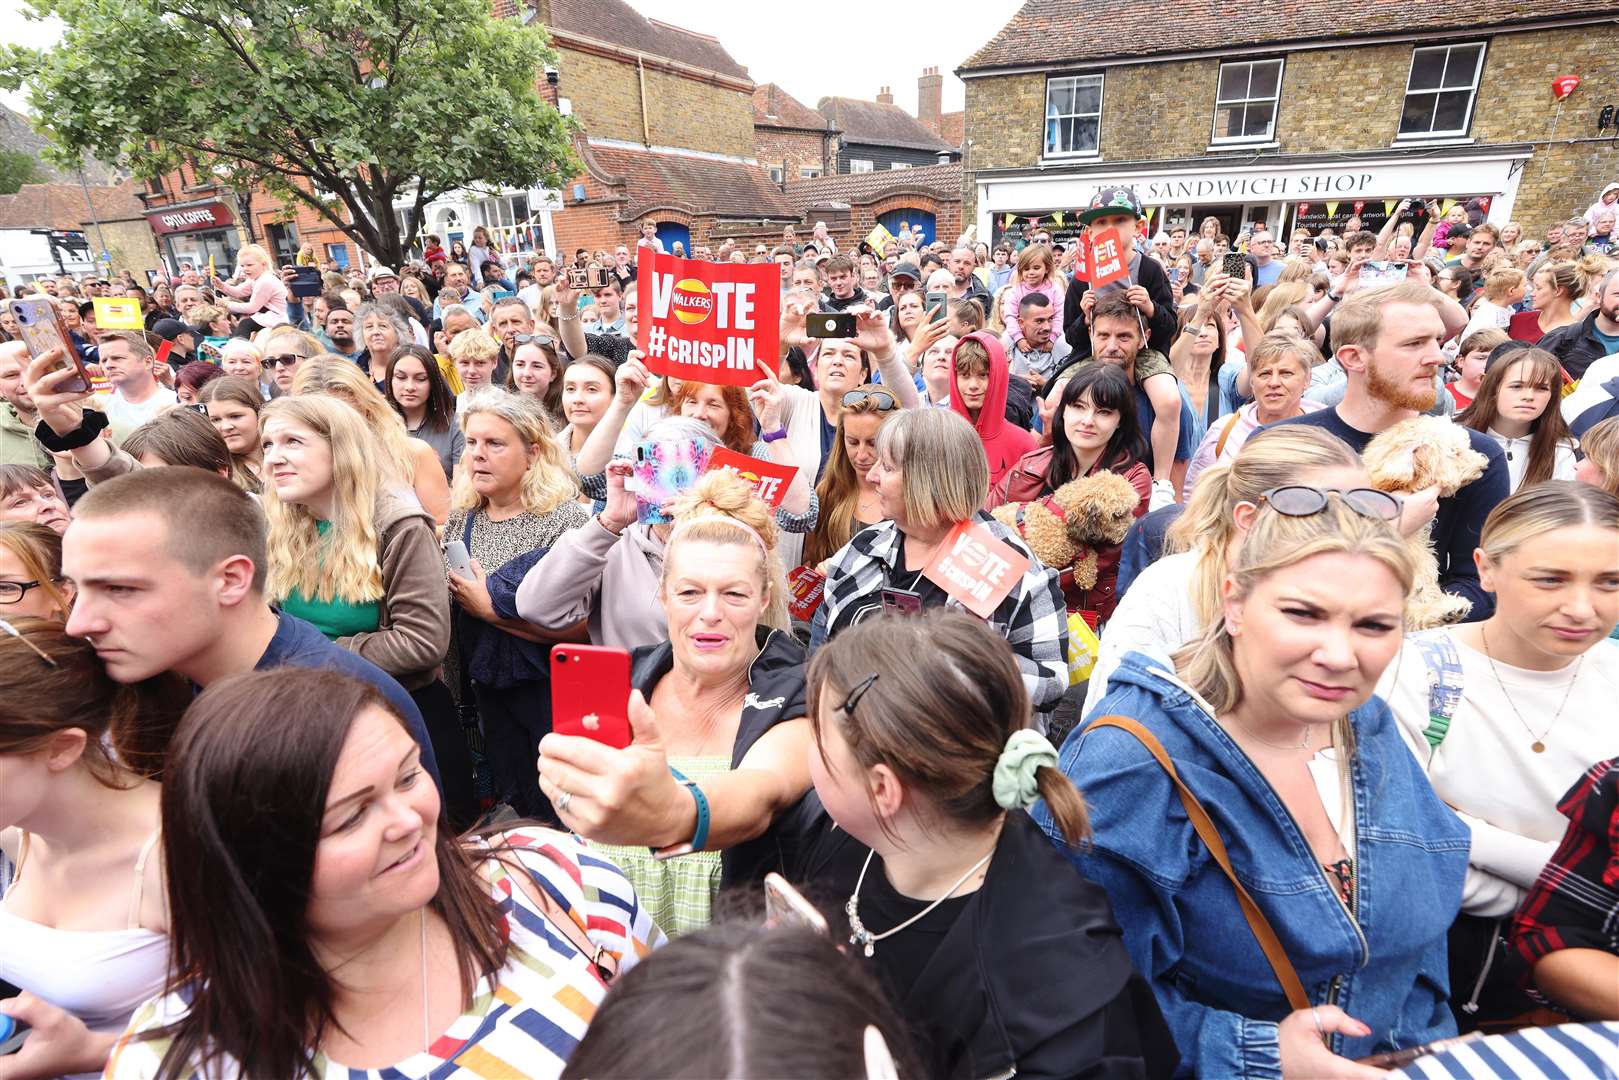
[0,149,44,194]
[0,0,579,266]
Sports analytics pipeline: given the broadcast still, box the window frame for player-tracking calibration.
[849,159,875,173]
[1043,72,1105,160]
[800,166,821,179]
[1396,41,1487,141]
[1209,58,1285,146]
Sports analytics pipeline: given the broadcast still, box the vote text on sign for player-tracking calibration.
[636,251,780,386]
[921,520,1030,619]
[1088,227,1130,289]
[705,447,796,508]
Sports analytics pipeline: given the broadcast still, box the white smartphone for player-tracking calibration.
[763,872,829,936]
[444,540,472,577]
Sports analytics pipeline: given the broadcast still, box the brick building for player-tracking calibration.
[818,90,960,174]
[784,163,964,251]
[753,84,836,185]
[959,1,1619,248]
[0,180,160,287]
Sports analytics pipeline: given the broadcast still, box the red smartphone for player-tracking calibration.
[550,645,633,749]
[9,297,91,393]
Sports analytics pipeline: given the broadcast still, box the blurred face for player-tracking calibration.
[56,301,81,331]
[923,334,957,389]
[441,312,476,345]
[842,412,883,479]
[509,344,554,399]
[662,539,768,680]
[816,340,865,396]
[533,260,554,285]
[320,309,352,347]
[0,545,65,621]
[1457,348,1489,387]
[826,267,856,298]
[262,416,335,510]
[1596,211,1616,237]
[307,705,440,942]
[206,398,260,456]
[948,249,974,284]
[0,483,68,534]
[1020,257,1048,286]
[1249,350,1310,419]
[445,266,470,293]
[361,314,398,357]
[792,266,820,293]
[1493,358,1553,426]
[593,286,621,319]
[390,355,432,414]
[1499,223,1521,245]
[372,275,399,295]
[97,338,148,390]
[895,292,924,333]
[806,690,884,850]
[679,384,733,439]
[239,250,267,278]
[1063,388,1120,457]
[1478,526,1619,665]
[1574,454,1607,489]
[491,304,533,349]
[562,363,612,430]
[1360,302,1444,412]
[1466,232,1495,261]
[1227,551,1405,727]
[0,347,34,413]
[265,340,309,393]
[0,311,18,338]
[462,412,536,502]
[1531,271,1558,311]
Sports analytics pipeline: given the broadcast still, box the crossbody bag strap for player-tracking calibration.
[502,852,620,984]
[1214,411,1243,458]
[1088,715,1312,1013]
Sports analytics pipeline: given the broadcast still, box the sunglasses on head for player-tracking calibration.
[513,334,556,348]
[264,354,304,368]
[1255,485,1402,522]
[841,389,897,411]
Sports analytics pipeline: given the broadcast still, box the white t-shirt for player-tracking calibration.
[1083,549,1204,718]
[105,386,180,445]
[1377,630,1619,917]
[1484,430,1578,493]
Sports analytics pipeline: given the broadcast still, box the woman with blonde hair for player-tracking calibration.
[290,354,450,524]
[1575,416,1619,495]
[1379,482,1619,1026]
[0,520,73,620]
[443,388,588,820]
[197,376,265,493]
[259,394,473,826]
[1062,494,1468,1077]
[1510,261,1580,342]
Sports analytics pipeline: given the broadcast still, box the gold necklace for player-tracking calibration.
[1479,624,1582,753]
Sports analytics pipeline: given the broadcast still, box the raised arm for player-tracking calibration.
[575,356,650,476]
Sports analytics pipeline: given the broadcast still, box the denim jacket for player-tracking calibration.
[1035,651,1469,1078]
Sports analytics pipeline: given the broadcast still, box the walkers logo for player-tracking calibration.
[637,250,780,387]
[705,447,796,507]
[672,278,713,325]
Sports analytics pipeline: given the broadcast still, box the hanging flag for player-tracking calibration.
[1027,216,1042,226]
[1297,203,1310,218]
[1001,213,1014,230]
[1325,201,1339,218]
[1476,197,1491,215]
[1142,207,1155,227]
[1052,211,1064,227]
[1383,200,1397,216]
[1439,198,1457,216]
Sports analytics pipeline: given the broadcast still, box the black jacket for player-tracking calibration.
[630,626,815,887]
[1062,254,1179,362]
[801,812,1178,1080]
[1539,308,1616,381]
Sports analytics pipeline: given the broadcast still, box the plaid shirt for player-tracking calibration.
[808,514,1069,721]
[1511,757,1619,975]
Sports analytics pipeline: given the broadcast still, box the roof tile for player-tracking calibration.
[753,84,831,131]
[0,180,145,231]
[782,162,962,213]
[816,97,954,152]
[547,0,750,80]
[584,143,795,220]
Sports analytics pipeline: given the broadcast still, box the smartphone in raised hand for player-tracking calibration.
[550,645,633,749]
[8,298,91,393]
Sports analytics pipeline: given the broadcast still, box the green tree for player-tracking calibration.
[1,0,578,267]
[0,148,42,194]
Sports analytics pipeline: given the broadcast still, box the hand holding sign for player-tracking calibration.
[1088,227,1131,292]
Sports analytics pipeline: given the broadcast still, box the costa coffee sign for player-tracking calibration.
[146,202,234,235]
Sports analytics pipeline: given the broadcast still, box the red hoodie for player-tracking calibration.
[949,330,1036,490]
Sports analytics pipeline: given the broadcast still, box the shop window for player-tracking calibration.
[1398,43,1484,139]
[850,159,874,173]
[1044,73,1103,158]
[1211,59,1283,144]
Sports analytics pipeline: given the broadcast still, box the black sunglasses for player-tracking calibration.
[1256,485,1402,523]
[841,389,897,412]
[264,354,304,368]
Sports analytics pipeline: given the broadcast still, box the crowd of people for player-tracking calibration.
[0,175,1617,1080]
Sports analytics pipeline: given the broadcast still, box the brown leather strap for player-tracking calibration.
[502,853,621,983]
[1214,410,1242,458]
[1088,715,1311,1012]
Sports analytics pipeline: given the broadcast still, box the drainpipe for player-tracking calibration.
[637,54,650,147]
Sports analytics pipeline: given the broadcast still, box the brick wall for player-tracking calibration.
[94,219,163,274]
[754,128,827,181]
[557,46,754,158]
[821,192,962,253]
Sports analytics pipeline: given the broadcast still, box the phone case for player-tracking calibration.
[8,298,89,393]
[551,645,633,749]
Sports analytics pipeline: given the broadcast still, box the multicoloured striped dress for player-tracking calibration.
[102,829,663,1080]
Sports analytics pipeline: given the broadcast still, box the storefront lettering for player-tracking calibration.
[157,209,220,229]
[1137,172,1374,202]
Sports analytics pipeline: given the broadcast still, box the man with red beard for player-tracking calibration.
[1271,282,1509,619]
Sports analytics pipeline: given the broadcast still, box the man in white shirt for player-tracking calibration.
[98,331,178,444]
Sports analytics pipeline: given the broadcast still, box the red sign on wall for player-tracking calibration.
[636,250,780,387]
[145,202,235,235]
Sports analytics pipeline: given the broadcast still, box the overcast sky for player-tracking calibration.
[0,0,1022,117]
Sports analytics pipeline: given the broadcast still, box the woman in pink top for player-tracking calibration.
[1000,244,1063,349]
[210,243,288,335]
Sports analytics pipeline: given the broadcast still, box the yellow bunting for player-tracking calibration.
[1325,201,1339,218]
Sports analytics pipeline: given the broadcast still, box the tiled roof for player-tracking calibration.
[938,111,964,148]
[961,0,1604,68]
[0,180,146,231]
[782,163,962,213]
[546,0,751,80]
[753,84,830,131]
[816,97,954,152]
[584,143,795,220]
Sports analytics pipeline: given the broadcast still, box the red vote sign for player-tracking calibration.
[704,447,796,508]
[921,519,1030,619]
[1070,232,1091,284]
[636,250,780,387]
[1552,75,1580,100]
[1087,227,1131,289]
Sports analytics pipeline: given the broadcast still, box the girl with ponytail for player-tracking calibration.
[804,608,1174,1079]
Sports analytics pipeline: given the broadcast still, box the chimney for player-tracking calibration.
[918,66,943,134]
[876,86,893,105]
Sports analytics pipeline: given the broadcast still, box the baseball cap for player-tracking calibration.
[368,265,398,281]
[151,317,190,342]
[1078,186,1145,226]
[889,261,921,283]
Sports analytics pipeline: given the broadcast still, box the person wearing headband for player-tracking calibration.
[1052,491,1469,1078]
[536,470,813,936]
[801,609,1175,1079]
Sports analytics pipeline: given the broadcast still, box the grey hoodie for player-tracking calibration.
[514,515,667,650]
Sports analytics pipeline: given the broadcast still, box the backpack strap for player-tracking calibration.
[1412,632,1464,753]
[1087,715,1312,1013]
[1213,411,1243,458]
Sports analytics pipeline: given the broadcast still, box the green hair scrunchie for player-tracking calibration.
[992,728,1059,811]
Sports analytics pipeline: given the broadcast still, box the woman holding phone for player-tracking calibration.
[536,470,811,935]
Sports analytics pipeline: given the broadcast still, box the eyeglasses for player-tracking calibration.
[841,389,897,412]
[0,580,47,605]
[265,354,304,368]
[838,672,880,716]
[1256,485,1402,523]
[513,334,556,348]
[0,617,58,668]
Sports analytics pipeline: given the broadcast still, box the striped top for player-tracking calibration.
[1393,1022,1619,1080]
[103,829,663,1080]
